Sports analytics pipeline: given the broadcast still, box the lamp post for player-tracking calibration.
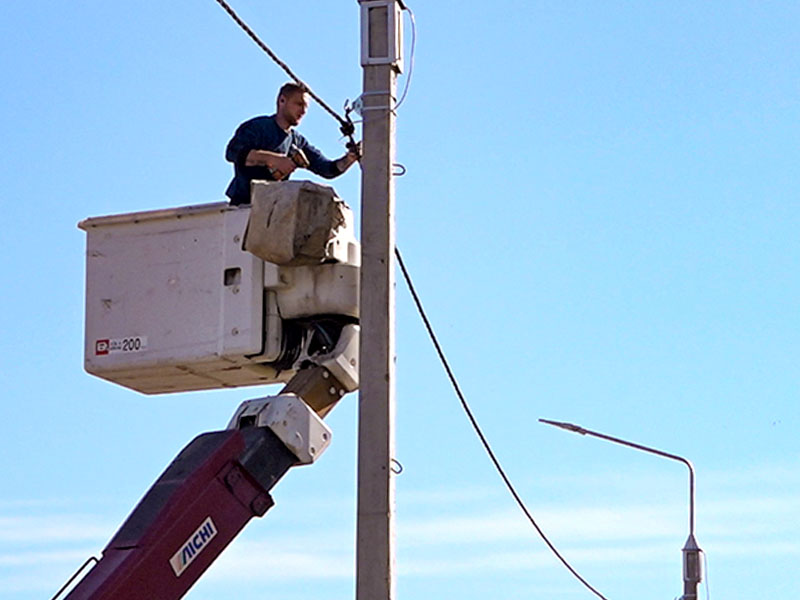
[540,419,703,600]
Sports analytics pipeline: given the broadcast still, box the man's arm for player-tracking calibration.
[245,150,298,180]
[334,149,360,175]
[296,134,360,179]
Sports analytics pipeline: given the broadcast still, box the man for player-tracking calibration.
[225,82,359,206]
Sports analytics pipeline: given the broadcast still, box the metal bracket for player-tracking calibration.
[351,91,396,117]
[227,394,333,464]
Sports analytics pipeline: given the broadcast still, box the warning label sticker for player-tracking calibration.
[95,336,148,356]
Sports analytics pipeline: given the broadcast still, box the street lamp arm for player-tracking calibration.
[538,419,696,536]
[540,418,703,600]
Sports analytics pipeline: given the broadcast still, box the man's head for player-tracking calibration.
[276,82,309,128]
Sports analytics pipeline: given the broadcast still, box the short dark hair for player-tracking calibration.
[277,82,307,105]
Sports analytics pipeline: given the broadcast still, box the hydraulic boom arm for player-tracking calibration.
[57,324,358,600]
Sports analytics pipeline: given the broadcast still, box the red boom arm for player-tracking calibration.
[62,426,297,600]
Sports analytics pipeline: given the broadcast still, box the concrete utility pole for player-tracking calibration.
[356,2,403,600]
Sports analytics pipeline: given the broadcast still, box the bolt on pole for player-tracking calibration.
[356,2,403,600]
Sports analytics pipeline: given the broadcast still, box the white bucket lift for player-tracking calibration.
[79,181,360,395]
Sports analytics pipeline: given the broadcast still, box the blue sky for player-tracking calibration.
[1,1,798,599]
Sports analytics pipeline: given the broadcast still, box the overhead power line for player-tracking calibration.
[212,0,593,595]
[212,0,355,138]
[212,0,418,147]
[395,246,609,600]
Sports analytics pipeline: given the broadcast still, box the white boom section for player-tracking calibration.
[227,394,332,464]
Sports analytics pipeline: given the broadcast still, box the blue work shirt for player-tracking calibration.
[224,115,342,205]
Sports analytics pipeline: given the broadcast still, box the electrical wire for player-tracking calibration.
[394,5,417,111]
[214,2,601,595]
[395,246,609,600]
[212,0,356,140]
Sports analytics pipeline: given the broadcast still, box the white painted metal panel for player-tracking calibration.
[276,264,360,319]
[220,208,264,359]
[80,203,265,394]
[79,189,360,396]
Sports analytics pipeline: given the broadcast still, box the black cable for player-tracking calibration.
[212,0,357,141]
[213,2,600,595]
[395,246,609,600]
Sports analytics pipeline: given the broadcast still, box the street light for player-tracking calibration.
[539,419,703,600]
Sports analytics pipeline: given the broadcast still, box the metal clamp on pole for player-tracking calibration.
[351,91,396,116]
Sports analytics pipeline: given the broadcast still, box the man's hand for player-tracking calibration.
[346,140,362,160]
[269,155,298,180]
[337,141,361,174]
[245,150,297,180]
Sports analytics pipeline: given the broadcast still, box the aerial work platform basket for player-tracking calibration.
[78,181,360,395]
